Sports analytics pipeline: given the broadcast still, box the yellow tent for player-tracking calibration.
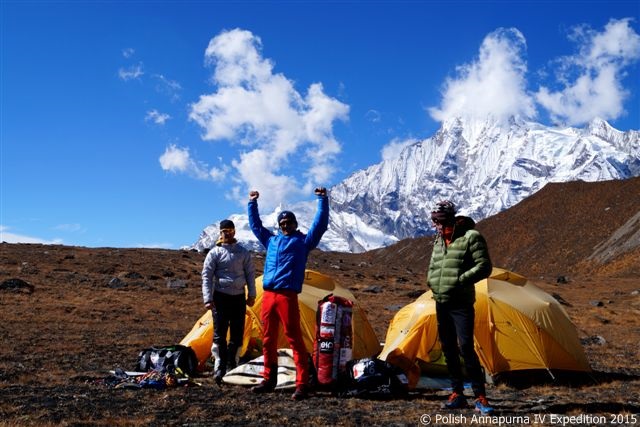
[379,268,591,388]
[182,270,381,369]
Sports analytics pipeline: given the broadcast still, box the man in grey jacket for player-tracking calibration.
[202,219,256,384]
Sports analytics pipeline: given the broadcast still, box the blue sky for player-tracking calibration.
[2,1,639,249]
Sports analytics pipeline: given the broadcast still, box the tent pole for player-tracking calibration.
[546,368,556,380]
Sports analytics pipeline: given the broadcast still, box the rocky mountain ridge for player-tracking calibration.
[192,116,640,253]
[362,176,640,280]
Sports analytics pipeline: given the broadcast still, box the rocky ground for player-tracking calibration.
[1,178,639,426]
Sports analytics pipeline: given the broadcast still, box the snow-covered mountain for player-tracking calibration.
[191,202,397,253]
[191,116,640,253]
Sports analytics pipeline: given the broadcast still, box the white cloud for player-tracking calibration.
[231,149,297,206]
[118,63,144,81]
[159,144,191,172]
[582,18,640,67]
[159,144,227,182]
[209,165,230,182]
[122,48,135,58]
[365,109,381,123]
[189,28,349,209]
[429,28,536,123]
[53,223,83,232]
[145,109,171,125]
[154,74,182,101]
[535,18,640,126]
[160,144,203,177]
[135,242,174,249]
[381,137,419,161]
[0,225,63,244]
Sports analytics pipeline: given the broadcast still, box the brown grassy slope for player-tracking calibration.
[1,174,640,426]
[481,177,640,279]
[363,177,640,280]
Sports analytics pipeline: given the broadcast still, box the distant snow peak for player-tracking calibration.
[191,117,639,253]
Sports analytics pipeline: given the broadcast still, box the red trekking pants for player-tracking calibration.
[260,290,309,387]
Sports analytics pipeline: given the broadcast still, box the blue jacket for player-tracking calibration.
[248,195,329,293]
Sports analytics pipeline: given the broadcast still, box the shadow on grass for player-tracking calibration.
[546,402,640,415]
[492,369,640,389]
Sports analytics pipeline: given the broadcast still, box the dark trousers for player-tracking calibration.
[212,292,246,373]
[436,301,485,397]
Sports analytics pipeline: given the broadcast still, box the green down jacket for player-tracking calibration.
[427,216,492,305]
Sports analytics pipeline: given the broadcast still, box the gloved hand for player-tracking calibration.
[314,187,327,197]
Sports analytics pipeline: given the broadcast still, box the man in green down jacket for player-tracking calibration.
[427,200,494,415]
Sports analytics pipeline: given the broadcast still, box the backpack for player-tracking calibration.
[136,345,198,376]
[338,358,408,399]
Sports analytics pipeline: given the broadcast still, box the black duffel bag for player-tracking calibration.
[337,357,409,399]
[136,344,198,376]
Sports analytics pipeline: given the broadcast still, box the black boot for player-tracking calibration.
[291,385,310,401]
[251,366,277,393]
[251,380,276,393]
[214,367,226,386]
[227,343,238,372]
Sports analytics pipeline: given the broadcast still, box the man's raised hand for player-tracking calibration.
[314,187,327,197]
[249,190,260,201]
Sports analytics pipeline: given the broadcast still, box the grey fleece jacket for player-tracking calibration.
[201,242,256,304]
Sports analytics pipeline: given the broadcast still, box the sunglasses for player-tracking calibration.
[279,220,294,227]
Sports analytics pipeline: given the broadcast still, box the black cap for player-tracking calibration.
[219,219,235,230]
[277,211,297,224]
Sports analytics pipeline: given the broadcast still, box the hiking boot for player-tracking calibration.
[214,371,223,386]
[444,392,468,409]
[251,379,276,394]
[291,385,309,401]
[227,344,239,371]
[475,395,494,415]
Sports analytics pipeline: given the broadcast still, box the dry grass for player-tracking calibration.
[1,178,639,426]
